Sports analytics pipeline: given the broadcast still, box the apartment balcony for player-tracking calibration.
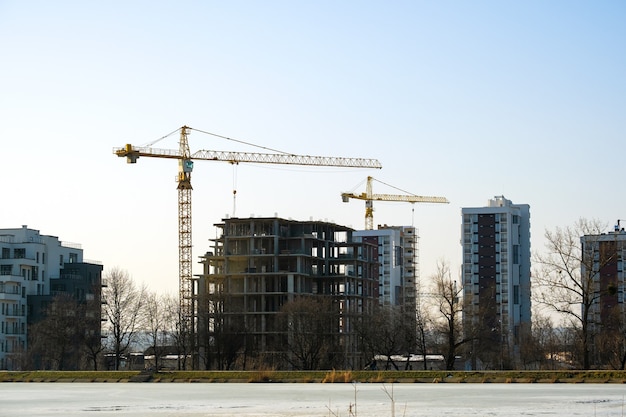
[0,273,24,283]
[0,254,37,262]
[0,290,21,301]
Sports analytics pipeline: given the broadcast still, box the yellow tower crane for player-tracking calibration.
[341,176,449,230]
[114,125,382,360]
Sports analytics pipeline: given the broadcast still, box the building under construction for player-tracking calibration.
[198,217,380,370]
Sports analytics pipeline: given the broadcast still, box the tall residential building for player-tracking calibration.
[0,226,103,370]
[461,196,531,369]
[198,217,379,370]
[581,227,626,366]
[353,225,418,309]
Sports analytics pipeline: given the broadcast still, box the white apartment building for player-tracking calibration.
[354,225,418,309]
[0,226,90,370]
[461,196,531,369]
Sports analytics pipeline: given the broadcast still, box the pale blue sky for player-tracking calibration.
[1,1,624,295]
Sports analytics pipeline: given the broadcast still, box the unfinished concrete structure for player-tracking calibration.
[198,217,379,370]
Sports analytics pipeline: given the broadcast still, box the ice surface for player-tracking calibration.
[4,382,626,416]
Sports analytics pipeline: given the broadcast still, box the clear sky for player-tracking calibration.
[1,1,625,296]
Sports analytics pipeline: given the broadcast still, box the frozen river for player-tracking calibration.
[3,382,626,416]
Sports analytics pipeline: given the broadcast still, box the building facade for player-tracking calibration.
[581,227,626,366]
[461,196,531,369]
[353,225,419,309]
[198,217,379,370]
[0,226,103,370]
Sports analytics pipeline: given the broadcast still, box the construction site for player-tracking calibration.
[197,217,379,369]
[114,126,447,370]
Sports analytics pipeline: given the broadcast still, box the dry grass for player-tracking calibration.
[322,370,354,383]
[247,369,277,383]
[3,370,626,383]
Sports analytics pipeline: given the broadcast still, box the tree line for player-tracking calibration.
[17,218,626,371]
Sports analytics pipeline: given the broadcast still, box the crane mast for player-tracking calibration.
[114,126,382,368]
[177,127,194,340]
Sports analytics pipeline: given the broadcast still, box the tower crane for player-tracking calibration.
[114,125,382,357]
[341,176,449,230]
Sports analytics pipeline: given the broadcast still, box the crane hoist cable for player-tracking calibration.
[373,177,420,227]
[140,127,181,147]
[232,163,238,217]
[189,127,290,155]
[373,177,423,197]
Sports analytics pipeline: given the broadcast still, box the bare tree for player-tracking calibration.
[519,313,562,370]
[162,294,196,370]
[143,292,177,370]
[82,287,106,370]
[357,305,415,371]
[593,306,626,369]
[276,296,341,370]
[27,294,84,370]
[414,305,431,370]
[102,267,146,370]
[428,260,465,370]
[533,218,617,369]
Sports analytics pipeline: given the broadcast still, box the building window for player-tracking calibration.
[14,248,25,259]
[514,285,520,305]
[59,255,63,266]
[1,248,9,259]
[69,253,78,263]
[0,265,11,275]
[394,246,402,266]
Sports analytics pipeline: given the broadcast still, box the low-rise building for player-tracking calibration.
[0,226,103,370]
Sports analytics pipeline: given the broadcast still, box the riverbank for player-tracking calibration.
[2,369,626,383]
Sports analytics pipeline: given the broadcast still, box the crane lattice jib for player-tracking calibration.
[340,176,448,230]
[113,128,382,369]
[113,146,382,169]
[342,192,449,204]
